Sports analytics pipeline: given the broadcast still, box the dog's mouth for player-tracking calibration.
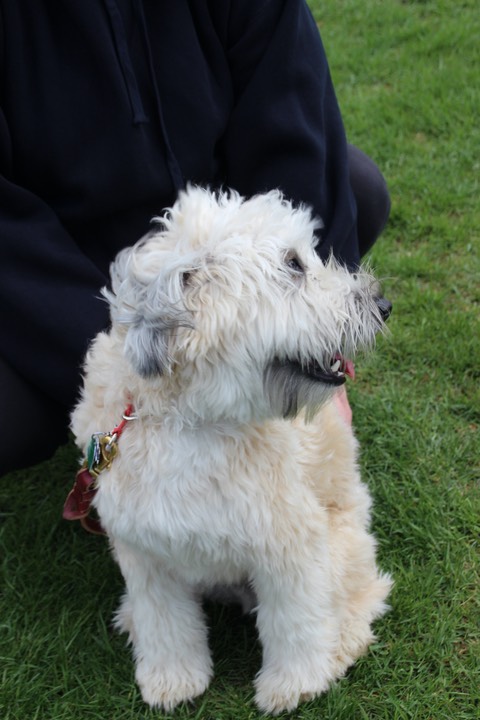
[279,354,355,386]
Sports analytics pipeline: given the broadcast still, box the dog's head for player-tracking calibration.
[105,186,390,421]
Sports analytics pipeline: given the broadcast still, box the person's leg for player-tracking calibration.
[0,357,69,476]
[348,145,391,257]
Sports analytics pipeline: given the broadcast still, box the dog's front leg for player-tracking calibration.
[113,541,213,711]
[252,532,338,715]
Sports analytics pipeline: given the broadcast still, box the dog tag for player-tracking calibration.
[96,434,118,472]
[87,434,103,471]
[86,433,118,476]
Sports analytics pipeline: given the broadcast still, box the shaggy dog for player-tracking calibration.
[70,187,392,715]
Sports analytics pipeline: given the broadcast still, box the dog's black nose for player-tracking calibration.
[375,296,392,322]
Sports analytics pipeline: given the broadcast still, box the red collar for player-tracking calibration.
[63,404,136,535]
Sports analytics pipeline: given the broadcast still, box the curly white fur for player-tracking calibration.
[71,187,392,714]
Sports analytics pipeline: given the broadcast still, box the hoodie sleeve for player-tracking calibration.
[0,107,110,409]
[222,0,359,267]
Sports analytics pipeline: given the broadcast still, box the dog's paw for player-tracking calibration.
[254,665,332,715]
[136,661,212,711]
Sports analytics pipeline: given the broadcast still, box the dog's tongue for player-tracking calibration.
[343,358,355,380]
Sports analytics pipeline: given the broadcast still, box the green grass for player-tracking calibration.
[1,1,479,718]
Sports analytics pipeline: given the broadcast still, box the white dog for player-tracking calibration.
[70,187,392,715]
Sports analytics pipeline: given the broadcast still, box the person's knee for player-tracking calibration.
[348,145,390,257]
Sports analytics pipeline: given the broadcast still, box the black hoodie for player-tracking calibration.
[0,0,358,409]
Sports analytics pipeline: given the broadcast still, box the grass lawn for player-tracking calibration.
[1,1,479,718]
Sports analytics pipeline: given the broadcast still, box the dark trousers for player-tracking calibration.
[0,146,390,476]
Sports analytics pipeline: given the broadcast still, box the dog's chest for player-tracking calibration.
[95,423,295,573]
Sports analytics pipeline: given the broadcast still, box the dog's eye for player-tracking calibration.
[285,254,304,274]
[181,271,192,287]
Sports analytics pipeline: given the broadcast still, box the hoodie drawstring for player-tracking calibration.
[132,0,185,191]
[103,0,185,192]
[103,0,149,125]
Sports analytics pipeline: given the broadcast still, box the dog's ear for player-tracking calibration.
[105,246,193,378]
[123,316,174,378]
